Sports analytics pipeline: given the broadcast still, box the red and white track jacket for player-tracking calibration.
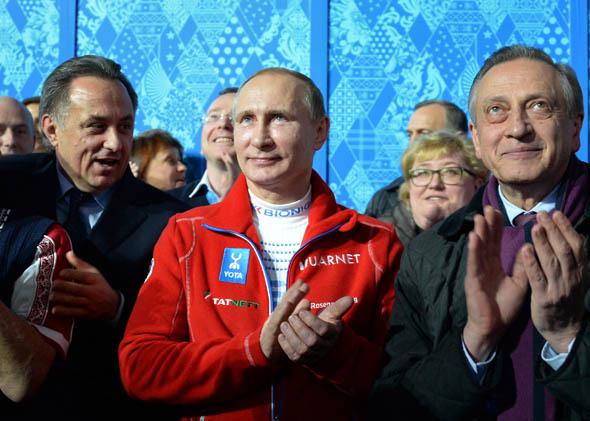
[119,172,403,420]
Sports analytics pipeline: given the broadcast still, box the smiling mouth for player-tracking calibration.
[213,137,233,144]
[249,156,279,165]
[95,158,119,167]
[502,148,542,157]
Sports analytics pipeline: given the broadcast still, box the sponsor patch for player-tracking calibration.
[213,297,259,309]
[219,248,250,284]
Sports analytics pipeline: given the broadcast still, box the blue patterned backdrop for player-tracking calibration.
[0,0,587,211]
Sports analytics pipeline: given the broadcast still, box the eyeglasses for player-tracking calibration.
[202,111,233,125]
[408,167,475,187]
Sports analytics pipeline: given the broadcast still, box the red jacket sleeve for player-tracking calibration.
[118,217,279,408]
[305,225,402,397]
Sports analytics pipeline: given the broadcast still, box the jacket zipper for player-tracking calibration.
[202,222,344,420]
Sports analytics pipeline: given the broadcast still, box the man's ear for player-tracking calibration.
[41,114,59,149]
[571,113,583,153]
[313,116,330,151]
[469,121,483,160]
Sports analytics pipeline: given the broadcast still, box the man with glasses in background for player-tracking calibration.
[171,87,240,207]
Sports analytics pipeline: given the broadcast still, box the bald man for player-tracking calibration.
[0,96,35,155]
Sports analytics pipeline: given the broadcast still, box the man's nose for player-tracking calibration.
[250,123,273,149]
[1,129,16,147]
[103,128,124,151]
[506,108,532,139]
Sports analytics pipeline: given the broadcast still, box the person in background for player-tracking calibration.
[0,96,35,156]
[22,96,48,152]
[130,128,187,191]
[373,45,590,420]
[170,87,240,207]
[366,99,468,219]
[381,130,487,245]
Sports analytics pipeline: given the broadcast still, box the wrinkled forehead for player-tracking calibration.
[476,59,561,104]
[207,92,235,114]
[0,100,31,126]
[236,73,307,111]
[408,104,447,129]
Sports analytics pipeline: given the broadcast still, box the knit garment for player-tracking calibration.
[250,189,311,307]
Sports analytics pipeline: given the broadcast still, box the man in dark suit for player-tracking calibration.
[0,55,187,419]
[170,87,240,207]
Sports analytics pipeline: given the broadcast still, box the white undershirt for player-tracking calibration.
[250,189,311,307]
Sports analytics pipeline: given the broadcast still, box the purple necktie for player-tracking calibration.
[514,211,537,227]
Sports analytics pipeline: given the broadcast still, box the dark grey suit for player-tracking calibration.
[169,179,210,208]
[0,153,188,420]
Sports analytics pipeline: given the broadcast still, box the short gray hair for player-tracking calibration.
[414,99,468,134]
[234,67,326,121]
[468,45,583,123]
[40,55,138,125]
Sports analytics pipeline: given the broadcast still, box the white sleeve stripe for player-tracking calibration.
[11,235,56,325]
[33,324,70,355]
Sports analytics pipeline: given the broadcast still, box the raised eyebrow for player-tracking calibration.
[234,108,254,119]
[268,108,294,117]
[79,116,106,127]
[482,96,509,106]
[525,96,553,106]
[80,114,134,125]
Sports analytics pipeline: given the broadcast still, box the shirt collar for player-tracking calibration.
[188,169,219,200]
[498,183,559,226]
[55,162,113,210]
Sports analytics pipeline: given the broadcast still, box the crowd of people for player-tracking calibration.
[0,43,589,421]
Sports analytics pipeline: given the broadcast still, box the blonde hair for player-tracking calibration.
[399,130,488,207]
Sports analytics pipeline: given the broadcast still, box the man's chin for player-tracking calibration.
[87,174,120,192]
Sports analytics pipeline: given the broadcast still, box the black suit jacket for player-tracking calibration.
[0,153,188,420]
[169,180,210,208]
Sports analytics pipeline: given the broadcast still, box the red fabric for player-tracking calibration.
[119,172,402,420]
[22,224,73,357]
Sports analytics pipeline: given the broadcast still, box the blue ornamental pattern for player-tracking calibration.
[0,0,584,211]
[0,0,60,97]
[328,0,575,210]
[77,0,312,157]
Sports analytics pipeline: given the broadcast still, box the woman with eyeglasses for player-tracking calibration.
[381,130,488,245]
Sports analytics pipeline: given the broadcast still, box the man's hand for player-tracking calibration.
[50,251,120,320]
[463,206,529,361]
[260,280,309,361]
[522,211,587,352]
[278,296,353,364]
[218,152,240,200]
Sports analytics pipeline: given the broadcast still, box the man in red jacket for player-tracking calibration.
[119,67,403,420]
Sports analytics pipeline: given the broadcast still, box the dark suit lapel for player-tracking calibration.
[89,173,147,253]
[38,161,60,220]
